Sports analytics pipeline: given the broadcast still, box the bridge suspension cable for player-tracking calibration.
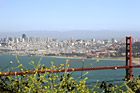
[1,65,140,76]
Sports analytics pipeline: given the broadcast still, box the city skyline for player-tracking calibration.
[0,33,139,58]
[0,33,118,41]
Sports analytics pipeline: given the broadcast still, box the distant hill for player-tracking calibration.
[0,30,139,40]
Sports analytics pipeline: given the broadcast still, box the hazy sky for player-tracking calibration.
[0,0,140,32]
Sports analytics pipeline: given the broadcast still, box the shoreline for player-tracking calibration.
[46,56,85,59]
[1,54,140,64]
[45,56,140,64]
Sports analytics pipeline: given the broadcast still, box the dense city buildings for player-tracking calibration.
[0,34,139,58]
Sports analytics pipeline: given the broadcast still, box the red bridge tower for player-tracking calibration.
[126,36,133,80]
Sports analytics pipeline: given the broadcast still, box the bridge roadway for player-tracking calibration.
[1,65,140,76]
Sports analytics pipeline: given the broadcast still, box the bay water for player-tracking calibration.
[0,55,140,86]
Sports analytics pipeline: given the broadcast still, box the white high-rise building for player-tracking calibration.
[111,38,117,44]
[14,38,19,43]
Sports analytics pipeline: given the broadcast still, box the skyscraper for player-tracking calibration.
[111,38,117,44]
[22,34,26,39]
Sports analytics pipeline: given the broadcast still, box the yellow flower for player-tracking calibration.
[82,85,85,88]
[48,69,50,71]
[15,72,17,75]
[96,59,99,62]
[69,77,73,80]
[17,60,20,63]
[72,68,75,71]
[0,72,1,74]
[53,78,55,80]
[18,89,20,92]
[86,72,88,74]
[85,77,88,80]
[66,59,69,62]
[31,61,34,64]
[80,81,83,83]
[15,56,17,58]
[63,78,66,81]
[10,61,13,64]
[20,68,23,71]
[53,66,55,68]
[60,64,64,66]
[51,61,54,65]
[115,85,117,88]
[48,86,50,88]
[125,78,127,81]
[50,66,52,69]
[40,76,44,78]
[25,86,28,89]
[43,51,45,54]
[18,64,22,67]
[48,78,52,80]
[82,60,84,62]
